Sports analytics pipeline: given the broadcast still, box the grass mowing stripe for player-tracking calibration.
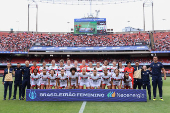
[79,101,87,113]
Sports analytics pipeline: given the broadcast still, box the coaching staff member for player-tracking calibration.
[149,56,166,101]
[12,63,22,100]
[2,63,14,100]
[133,60,142,89]
[21,60,31,100]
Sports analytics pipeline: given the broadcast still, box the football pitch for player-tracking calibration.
[0,77,170,113]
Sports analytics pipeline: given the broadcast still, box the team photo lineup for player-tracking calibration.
[1,0,170,113]
[2,56,166,101]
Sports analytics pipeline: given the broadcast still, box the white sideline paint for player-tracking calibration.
[79,101,87,113]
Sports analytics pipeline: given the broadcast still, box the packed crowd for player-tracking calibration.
[0,31,170,52]
[0,32,151,52]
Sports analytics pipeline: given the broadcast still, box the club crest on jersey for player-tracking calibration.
[157,64,160,66]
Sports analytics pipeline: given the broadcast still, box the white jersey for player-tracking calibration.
[79,73,90,83]
[41,73,49,85]
[69,73,78,85]
[118,67,125,77]
[102,65,110,72]
[30,73,40,81]
[58,74,68,85]
[110,66,117,74]
[96,67,103,75]
[48,65,58,73]
[30,73,40,86]
[48,74,57,84]
[57,66,65,74]
[101,73,112,86]
[65,64,73,76]
[79,73,90,87]
[89,74,101,86]
[87,67,94,74]
[122,76,132,88]
[112,74,122,86]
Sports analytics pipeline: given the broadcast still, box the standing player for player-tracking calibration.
[89,68,101,89]
[124,61,134,86]
[74,60,80,73]
[30,69,40,89]
[110,60,117,75]
[96,62,103,75]
[118,61,125,77]
[101,68,112,89]
[142,65,151,100]
[79,68,90,89]
[58,69,68,89]
[48,69,57,89]
[102,60,110,72]
[111,69,122,89]
[40,68,49,89]
[30,60,40,74]
[58,59,65,74]
[149,56,166,101]
[48,60,58,74]
[69,67,78,89]
[79,60,88,72]
[87,62,94,74]
[122,72,133,89]
[65,59,73,76]
[39,61,49,74]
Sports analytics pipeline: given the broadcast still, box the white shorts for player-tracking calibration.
[31,80,40,86]
[41,79,48,85]
[90,83,100,88]
[60,83,67,88]
[102,80,111,86]
[50,82,56,86]
[80,82,90,87]
[113,81,121,86]
[122,83,132,88]
[71,82,77,86]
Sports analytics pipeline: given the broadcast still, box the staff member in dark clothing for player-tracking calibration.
[149,56,166,101]
[21,60,31,100]
[142,65,151,100]
[2,63,14,100]
[133,60,142,89]
[12,63,22,100]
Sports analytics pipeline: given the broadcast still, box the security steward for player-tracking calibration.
[12,63,22,100]
[21,60,31,100]
[2,62,14,100]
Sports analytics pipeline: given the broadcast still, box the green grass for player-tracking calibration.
[0,77,170,113]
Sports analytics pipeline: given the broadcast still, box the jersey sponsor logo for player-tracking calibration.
[107,92,115,98]
[29,90,36,100]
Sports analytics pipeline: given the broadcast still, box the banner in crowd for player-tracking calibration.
[29,46,149,51]
[26,89,147,102]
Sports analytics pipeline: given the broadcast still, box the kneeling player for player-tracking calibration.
[41,68,49,89]
[111,68,122,89]
[69,67,78,89]
[101,68,112,89]
[30,69,40,89]
[90,68,101,89]
[122,72,133,89]
[58,69,68,89]
[79,68,90,89]
[48,69,58,89]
